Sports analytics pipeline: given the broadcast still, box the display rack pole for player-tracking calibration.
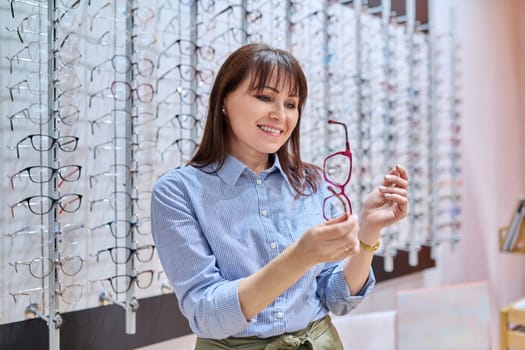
[124,0,137,334]
[285,1,292,49]
[405,0,420,266]
[380,0,396,272]
[448,7,460,251]
[354,0,363,217]
[47,0,61,348]
[322,0,330,151]
[190,0,198,140]
[427,0,439,259]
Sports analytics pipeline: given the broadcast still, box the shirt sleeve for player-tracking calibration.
[151,173,252,339]
[315,261,376,315]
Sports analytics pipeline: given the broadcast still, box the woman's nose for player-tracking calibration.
[270,105,285,121]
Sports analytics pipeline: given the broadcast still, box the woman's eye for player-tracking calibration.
[286,102,297,109]
[256,95,271,102]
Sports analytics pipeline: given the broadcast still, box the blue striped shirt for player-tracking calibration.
[151,154,375,339]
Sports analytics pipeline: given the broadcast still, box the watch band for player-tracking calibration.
[359,239,380,252]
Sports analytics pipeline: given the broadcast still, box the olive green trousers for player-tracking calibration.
[194,315,344,350]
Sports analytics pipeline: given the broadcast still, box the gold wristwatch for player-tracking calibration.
[359,239,380,252]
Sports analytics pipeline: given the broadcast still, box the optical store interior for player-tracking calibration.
[1,0,524,349]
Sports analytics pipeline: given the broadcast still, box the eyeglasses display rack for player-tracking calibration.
[90,0,140,335]
[426,5,461,259]
[0,0,461,348]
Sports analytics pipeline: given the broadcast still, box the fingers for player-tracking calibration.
[383,174,408,189]
[313,214,360,259]
[298,217,359,263]
[378,185,407,197]
[380,174,409,219]
[382,192,409,206]
[318,214,358,241]
[323,212,349,226]
[323,223,361,259]
[382,164,409,189]
[380,165,409,216]
[394,164,409,180]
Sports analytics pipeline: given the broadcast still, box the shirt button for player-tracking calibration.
[270,242,277,249]
[256,178,262,185]
[276,312,283,319]
[261,209,268,216]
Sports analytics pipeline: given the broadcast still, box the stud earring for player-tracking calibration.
[221,106,226,114]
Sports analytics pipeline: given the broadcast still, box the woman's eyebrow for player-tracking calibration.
[261,85,280,93]
[260,86,298,97]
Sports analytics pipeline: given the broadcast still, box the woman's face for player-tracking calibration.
[223,71,300,166]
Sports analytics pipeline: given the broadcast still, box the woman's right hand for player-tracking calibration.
[294,213,360,265]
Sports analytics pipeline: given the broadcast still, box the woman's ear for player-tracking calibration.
[221,97,228,115]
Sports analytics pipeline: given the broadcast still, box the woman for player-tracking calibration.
[151,43,409,349]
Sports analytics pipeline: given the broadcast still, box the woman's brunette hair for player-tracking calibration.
[189,43,320,196]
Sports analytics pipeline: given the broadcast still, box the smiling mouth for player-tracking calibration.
[258,125,283,134]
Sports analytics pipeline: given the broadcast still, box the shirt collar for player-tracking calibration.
[214,154,247,185]
[213,153,290,187]
[269,154,290,184]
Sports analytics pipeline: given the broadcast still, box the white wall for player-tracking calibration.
[356,1,525,349]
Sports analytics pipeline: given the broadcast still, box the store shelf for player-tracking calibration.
[501,297,525,350]
[499,197,525,254]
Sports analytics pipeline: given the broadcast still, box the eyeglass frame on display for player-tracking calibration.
[10,164,81,190]
[90,217,151,238]
[13,133,79,159]
[89,269,155,294]
[88,162,153,188]
[88,190,152,212]
[9,282,85,305]
[93,244,156,264]
[7,102,80,131]
[5,223,85,246]
[157,38,215,68]
[9,255,85,279]
[156,63,214,92]
[10,193,83,218]
[88,109,155,134]
[88,81,154,108]
[89,54,155,82]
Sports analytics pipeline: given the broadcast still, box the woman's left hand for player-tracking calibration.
[360,164,409,231]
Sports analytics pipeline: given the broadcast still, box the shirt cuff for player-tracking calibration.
[329,265,376,303]
[199,279,254,338]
